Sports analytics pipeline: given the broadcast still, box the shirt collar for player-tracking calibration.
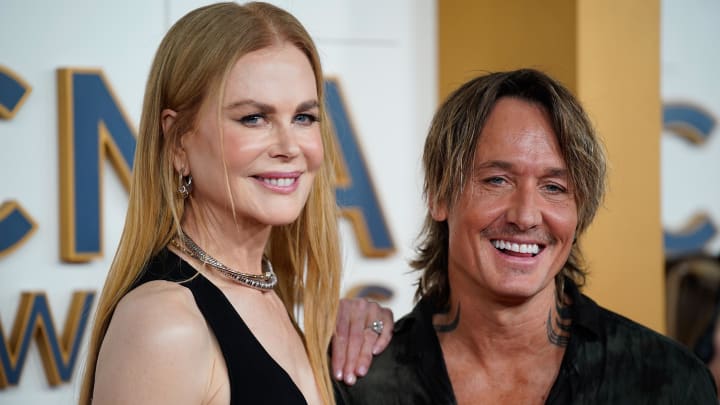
[563,276,603,338]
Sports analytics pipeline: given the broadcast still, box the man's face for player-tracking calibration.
[433,97,577,304]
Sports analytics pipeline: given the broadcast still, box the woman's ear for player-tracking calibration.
[161,108,188,175]
[429,194,448,221]
[161,108,177,138]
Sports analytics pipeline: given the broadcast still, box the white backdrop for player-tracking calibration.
[661,0,720,257]
[0,1,434,403]
[3,0,717,403]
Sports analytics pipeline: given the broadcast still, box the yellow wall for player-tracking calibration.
[438,0,578,96]
[438,0,664,332]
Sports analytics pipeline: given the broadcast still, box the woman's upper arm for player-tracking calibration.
[91,283,213,405]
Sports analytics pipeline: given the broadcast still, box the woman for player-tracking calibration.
[81,2,344,403]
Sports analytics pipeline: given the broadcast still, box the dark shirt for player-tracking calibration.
[337,279,717,404]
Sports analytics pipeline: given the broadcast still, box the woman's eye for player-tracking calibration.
[294,113,318,125]
[238,114,265,126]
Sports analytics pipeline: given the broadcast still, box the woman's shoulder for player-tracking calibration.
[118,279,205,334]
[93,280,219,403]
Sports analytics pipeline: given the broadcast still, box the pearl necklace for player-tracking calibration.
[172,233,277,292]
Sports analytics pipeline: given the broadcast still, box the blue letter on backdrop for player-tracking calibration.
[57,69,135,262]
[0,292,95,387]
[0,67,37,258]
[662,103,717,257]
[324,79,395,257]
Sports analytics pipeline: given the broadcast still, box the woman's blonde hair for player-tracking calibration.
[79,2,341,404]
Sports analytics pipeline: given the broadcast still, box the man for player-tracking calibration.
[337,69,717,404]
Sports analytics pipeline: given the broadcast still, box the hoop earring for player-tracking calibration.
[178,171,192,199]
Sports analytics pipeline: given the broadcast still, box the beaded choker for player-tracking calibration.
[172,233,277,292]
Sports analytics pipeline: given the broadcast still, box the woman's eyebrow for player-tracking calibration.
[224,99,274,113]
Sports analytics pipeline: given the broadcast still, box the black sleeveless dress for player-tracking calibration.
[133,248,308,405]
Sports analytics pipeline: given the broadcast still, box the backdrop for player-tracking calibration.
[1,0,718,404]
[0,1,434,403]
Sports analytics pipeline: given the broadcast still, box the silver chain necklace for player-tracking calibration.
[172,233,277,292]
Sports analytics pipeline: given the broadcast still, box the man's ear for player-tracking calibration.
[429,194,448,221]
[161,108,188,175]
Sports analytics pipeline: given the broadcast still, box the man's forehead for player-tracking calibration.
[470,98,567,164]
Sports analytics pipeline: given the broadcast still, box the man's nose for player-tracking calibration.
[506,184,542,231]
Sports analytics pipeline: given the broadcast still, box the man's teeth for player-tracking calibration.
[262,177,295,187]
[492,240,540,254]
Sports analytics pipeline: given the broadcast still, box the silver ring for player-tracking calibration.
[369,320,384,335]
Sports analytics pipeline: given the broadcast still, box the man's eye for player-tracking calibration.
[294,113,318,125]
[544,183,567,193]
[486,176,506,185]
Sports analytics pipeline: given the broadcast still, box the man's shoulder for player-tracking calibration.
[594,302,701,365]
[552,286,717,402]
[392,301,430,336]
[571,286,704,369]
[576,298,717,401]
[336,299,454,405]
[358,299,435,370]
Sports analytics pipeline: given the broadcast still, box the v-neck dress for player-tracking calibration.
[133,248,308,405]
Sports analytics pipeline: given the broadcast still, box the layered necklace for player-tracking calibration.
[172,233,277,292]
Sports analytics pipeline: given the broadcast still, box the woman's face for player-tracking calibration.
[177,43,323,228]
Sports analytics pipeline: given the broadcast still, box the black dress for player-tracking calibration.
[133,248,308,405]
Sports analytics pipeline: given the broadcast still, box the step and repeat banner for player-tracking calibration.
[2,0,719,403]
[0,1,435,403]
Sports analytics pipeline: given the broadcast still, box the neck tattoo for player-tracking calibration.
[434,303,461,333]
[546,299,572,347]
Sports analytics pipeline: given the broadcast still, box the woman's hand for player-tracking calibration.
[331,298,394,385]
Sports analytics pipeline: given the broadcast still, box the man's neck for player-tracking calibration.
[433,284,571,404]
[433,282,570,362]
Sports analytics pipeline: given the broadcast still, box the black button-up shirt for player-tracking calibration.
[337,279,717,404]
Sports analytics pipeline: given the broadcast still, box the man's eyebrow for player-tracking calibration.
[475,160,569,177]
[475,160,513,170]
[544,167,569,178]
